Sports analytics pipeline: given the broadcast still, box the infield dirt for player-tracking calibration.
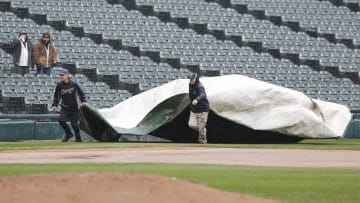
[0,172,278,203]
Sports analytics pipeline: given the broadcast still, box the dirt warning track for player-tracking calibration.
[1,147,360,168]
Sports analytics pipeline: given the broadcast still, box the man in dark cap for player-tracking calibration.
[52,69,87,142]
[12,29,35,75]
[34,32,58,76]
[188,73,210,144]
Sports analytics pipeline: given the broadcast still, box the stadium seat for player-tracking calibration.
[0,0,358,113]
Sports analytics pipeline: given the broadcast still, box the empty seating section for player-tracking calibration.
[0,0,358,112]
[344,0,360,3]
[138,0,360,74]
[232,0,360,44]
[0,49,12,74]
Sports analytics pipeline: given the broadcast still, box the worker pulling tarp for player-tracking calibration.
[80,75,352,142]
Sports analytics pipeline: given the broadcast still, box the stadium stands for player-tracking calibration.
[0,0,359,114]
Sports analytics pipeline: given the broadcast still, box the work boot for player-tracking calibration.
[75,135,82,142]
[62,134,73,142]
[198,135,207,144]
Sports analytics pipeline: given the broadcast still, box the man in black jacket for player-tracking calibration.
[52,69,87,142]
[12,29,35,75]
[188,73,209,144]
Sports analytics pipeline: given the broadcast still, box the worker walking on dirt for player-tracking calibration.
[52,68,87,142]
[188,73,210,144]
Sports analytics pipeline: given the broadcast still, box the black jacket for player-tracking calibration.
[12,38,35,68]
[52,80,86,113]
[189,79,209,113]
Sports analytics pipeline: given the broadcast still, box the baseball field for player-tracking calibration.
[0,139,359,203]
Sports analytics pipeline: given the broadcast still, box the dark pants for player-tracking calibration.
[59,119,81,140]
[36,66,51,76]
[14,65,30,76]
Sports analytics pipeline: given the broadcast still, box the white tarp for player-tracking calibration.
[99,75,351,138]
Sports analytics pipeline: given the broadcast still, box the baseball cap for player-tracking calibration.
[189,73,198,80]
[59,69,69,76]
[19,29,28,35]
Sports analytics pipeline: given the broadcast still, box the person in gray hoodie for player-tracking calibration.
[12,29,34,75]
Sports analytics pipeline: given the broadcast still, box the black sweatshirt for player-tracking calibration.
[52,80,86,113]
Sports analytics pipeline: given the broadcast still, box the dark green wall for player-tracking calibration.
[344,119,360,139]
[0,120,63,141]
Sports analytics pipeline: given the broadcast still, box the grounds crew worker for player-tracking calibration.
[188,73,210,144]
[52,69,87,142]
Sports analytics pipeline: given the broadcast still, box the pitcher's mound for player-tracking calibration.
[0,172,277,203]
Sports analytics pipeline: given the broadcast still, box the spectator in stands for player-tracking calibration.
[188,73,210,144]
[34,32,58,76]
[12,29,35,75]
[52,69,87,142]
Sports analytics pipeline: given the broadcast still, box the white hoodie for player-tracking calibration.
[17,39,29,66]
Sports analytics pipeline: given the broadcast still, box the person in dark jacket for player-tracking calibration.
[12,29,35,75]
[188,73,210,144]
[52,69,87,142]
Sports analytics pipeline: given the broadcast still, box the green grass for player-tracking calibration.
[1,139,360,151]
[0,140,359,202]
[0,163,359,203]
